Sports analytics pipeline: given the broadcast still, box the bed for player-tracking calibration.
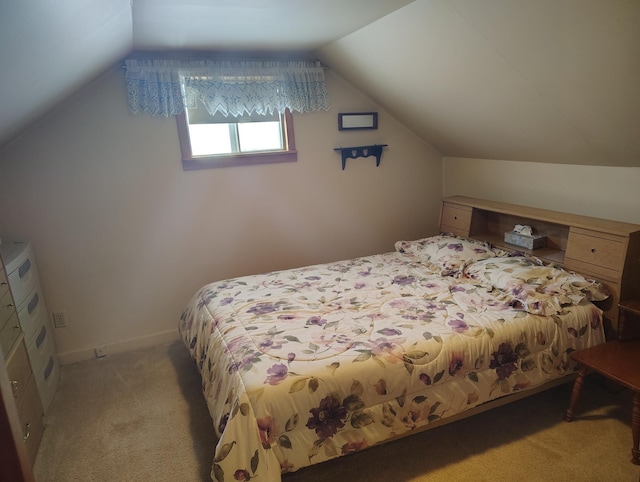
[179,229,611,482]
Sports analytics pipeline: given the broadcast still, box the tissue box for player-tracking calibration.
[504,231,547,250]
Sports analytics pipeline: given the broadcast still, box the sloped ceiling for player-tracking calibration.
[131,0,415,51]
[317,0,640,166]
[0,0,133,147]
[0,0,412,147]
[1,0,639,166]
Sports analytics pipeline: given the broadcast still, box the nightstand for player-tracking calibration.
[618,300,640,340]
[564,339,640,465]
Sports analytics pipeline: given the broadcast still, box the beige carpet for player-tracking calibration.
[33,340,640,482]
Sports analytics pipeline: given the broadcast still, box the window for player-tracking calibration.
[177,102,297,170]
[125,57,328,170]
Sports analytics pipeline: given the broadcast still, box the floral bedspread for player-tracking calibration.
[179,251,605,482]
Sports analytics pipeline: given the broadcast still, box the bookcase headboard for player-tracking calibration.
[440,196,640,340]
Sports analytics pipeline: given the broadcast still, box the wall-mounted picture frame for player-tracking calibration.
[338,112,378,130]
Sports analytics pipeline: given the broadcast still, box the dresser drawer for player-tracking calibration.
[565,228,626,280]
[0,288,15,328]
[35,354,60,411]
[6,250,38,307]
[7,338,32,407]
[1,311,21,357]
[440,203,472,237]
[17,375,44,465]
[0,267,9,300]
[27,322,56,377]
[17,282,49,343]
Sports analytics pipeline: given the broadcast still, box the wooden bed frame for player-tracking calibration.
[440,196,640,340]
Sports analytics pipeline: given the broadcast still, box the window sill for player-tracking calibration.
[182,150,298,170]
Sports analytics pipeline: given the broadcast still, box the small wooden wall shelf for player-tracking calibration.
[333,144,387,170]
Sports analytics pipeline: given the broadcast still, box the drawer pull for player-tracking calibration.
[23,422,31,442]
[6,303,14,308]
[36,325,47,348]
[27,292,39,314]
[44,356,54,380]
[454,215,458,220]
[591,247,596,253]
[18,259,31,279]
[1,281,7,286]
[10,380,18,397]
[14,323,20,330]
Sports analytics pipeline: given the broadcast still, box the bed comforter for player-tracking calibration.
[179,238,606,482]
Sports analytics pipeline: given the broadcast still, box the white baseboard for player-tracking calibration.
[56,329,181,365]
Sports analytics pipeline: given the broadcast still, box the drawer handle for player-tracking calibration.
[18,259,31,279]
[36,325,47,348]
[11,380,18,397]
[44,356,54,380]
[23,422,31,442]
[6,303,14,308]
[27,292,39,314]
[1,281,7,286]
[591,247,596,253]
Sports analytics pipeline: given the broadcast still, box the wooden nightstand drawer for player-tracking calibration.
[565,228,626,278]
[440,203,472,237]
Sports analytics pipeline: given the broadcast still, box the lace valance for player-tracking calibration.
[124,58,330,117]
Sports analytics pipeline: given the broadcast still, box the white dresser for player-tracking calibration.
[1,240,60,412]
[1,246,44,464]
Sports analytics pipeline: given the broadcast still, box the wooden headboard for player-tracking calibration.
[440,196,640,340]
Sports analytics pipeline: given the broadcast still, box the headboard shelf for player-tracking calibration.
[469,208,570,265]
[440,196,640,340]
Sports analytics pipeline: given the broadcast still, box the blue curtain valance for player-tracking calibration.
[124,58,330,118]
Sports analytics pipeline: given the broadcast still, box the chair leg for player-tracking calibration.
[565,366,589,422]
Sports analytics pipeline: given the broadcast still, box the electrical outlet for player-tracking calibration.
[94,346,108,358]
[53,311,67,328]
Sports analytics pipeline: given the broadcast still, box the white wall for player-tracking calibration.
[443,157,640,224]
[0,65,442,363]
